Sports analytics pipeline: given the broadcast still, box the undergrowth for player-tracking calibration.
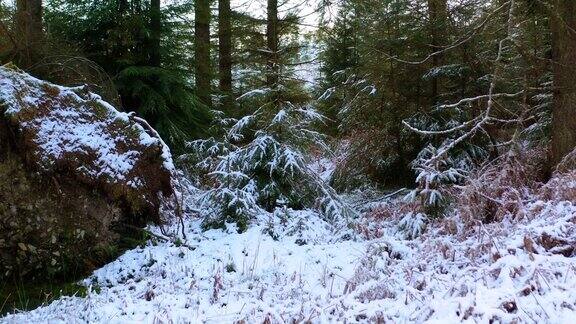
[0,279,93,316]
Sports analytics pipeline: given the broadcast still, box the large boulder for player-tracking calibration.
[0,65,175,280]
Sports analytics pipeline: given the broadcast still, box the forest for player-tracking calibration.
[1,0,576,322]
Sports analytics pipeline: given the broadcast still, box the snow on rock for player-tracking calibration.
[0,65,174,221]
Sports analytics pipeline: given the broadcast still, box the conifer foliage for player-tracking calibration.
[186,100,356,231]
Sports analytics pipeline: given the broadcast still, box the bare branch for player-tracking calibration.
[378,1,511,66]
[405,0,519,166]
[436,91,524,110]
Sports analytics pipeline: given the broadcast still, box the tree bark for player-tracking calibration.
[266,0,279,93]
[149,0,161,67]
[550,0,576,165]
[218,0,233,112]
[118,0,129,13]
[195,0,212,107]
[15,0,43,67]
[427,0,447,105]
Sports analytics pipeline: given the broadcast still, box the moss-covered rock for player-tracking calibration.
[0,65,175,280]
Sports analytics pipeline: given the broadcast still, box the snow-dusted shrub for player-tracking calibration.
[355,200,427,240]
[184,103,356,231]
[261,207,339,244]
[405,144,468,217]
[457,145,547,226]
[356,199,418,239]
[397,212,427,240]
[540,148,576,203]
[319,69,421,191]
[344,240,410,298]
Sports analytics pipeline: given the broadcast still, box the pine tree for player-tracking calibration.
[184,0,356,231]
[266,0,279,100]
[427,0,448,104]
[15,0,43,67]
[218,0,233,113]
[43,0,210,151]
[149,0,161,67]
[550,0,576,165]
[195,0,212,108]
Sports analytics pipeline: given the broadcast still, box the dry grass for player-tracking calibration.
[355,200,418,239]
[455,146,548,228]
[540,148,576,203]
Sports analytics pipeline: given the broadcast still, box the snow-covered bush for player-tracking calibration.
[457,145,547,227]
[539,147,576,203]
[405,144,468,218]
[184,102,356,231]
[355,198,417,240]
[397,212,427,240]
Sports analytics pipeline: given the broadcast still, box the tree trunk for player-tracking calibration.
[195,0,212,107]
[15,0,43,67]
[149,0,161,67]
[118,0,129,13]
[550,0,576,165]
[266,0,279,94]
[427,0,447,105]
[218,0,233,113]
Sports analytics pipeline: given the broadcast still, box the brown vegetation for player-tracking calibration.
[0,66,174,280]
[456,146,548,226]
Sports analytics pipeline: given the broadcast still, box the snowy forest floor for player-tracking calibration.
[2,188,576,323]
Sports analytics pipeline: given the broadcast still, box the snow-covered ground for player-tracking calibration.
[2,195,576,323]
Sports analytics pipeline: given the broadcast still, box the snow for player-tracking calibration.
[1,210,364,323]
[2,193,575,323]
[309,157,336,182]
[0,66,175,186]
[29,115,139,180]
[236,88,270,101]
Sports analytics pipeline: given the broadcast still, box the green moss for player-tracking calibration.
[40,83,61,98]
[124,124,142,141]
[85,99,110,120]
